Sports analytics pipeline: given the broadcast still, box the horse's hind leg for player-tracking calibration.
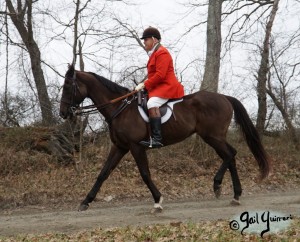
[130,143,163,212]
[79,144,128,211]
[213,161,228,198]
[202,137,242,204]
[228,156,242,205]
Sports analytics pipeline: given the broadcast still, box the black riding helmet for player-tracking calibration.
[140,27,161,40]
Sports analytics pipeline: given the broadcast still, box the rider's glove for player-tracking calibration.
[135,82,145,91]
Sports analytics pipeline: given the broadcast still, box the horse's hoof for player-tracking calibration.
[230,199,241,206]
[214,187,222,199]
[151,206,163,214]
[151,197,163,213]
[78,203,89,211]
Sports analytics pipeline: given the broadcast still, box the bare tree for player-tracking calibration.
[222,0,274,50]
[5,0,56,126]
[0,93,31,127]
[179,0,275,92]
[255,0,279,134]
[265,32,300,149]
[201,0,222,92]
[4,2,10,126]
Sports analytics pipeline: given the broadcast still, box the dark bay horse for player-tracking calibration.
[60,64,271,211]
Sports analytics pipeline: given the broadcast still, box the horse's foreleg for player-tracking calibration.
[79,144,128,211]
[130,144,162,212]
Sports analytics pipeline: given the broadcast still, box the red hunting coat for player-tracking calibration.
[144,45,184,99]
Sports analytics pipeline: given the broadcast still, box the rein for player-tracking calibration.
[63,74,138,118]
[75,90,138,116]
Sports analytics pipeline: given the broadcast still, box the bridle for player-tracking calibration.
[61,75,138,117]
[61,76,84,116]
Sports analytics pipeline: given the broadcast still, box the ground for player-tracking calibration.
[0,132,299,239]
[1,191,299,237]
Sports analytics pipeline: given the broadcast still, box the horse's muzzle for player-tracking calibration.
[60,110,73,119]
[59,111,68,119]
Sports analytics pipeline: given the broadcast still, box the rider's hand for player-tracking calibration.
[135,82,145,91]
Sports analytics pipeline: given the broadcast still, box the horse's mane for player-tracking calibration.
[65,64,130,94]
[89,72,130,94]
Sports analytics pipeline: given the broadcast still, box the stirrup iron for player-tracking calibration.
[149,137,153,148]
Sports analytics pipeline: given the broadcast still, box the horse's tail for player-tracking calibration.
[225,95,271,180]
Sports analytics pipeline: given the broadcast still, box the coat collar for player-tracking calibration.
[147,43,161,57]
[147,43,161,66]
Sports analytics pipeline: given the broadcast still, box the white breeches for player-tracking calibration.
[147,97,169,109]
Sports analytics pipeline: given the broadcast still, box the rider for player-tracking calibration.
[135,26,184,148]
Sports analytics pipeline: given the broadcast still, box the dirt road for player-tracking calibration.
[1,191,299,236]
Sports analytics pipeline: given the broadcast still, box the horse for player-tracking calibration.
[59,64,271,212]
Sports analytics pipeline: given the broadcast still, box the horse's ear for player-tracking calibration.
[66,63,75,78]
[68,63,75,72]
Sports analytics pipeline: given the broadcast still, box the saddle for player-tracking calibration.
[137,91,183,124]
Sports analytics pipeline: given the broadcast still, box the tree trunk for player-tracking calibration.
[266,89,299,150]
[201,0,222,92]
[6,0,56,126]
[72,0,81,66]
[256,0,279,134]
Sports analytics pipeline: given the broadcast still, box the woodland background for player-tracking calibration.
[0,1,300,240]
[0,0,299,145]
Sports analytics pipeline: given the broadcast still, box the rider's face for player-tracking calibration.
[143,37,158,52]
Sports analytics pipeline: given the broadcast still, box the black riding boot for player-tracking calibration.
[139,108,163,148]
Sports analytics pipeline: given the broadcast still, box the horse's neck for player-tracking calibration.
[87,82,125,119]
